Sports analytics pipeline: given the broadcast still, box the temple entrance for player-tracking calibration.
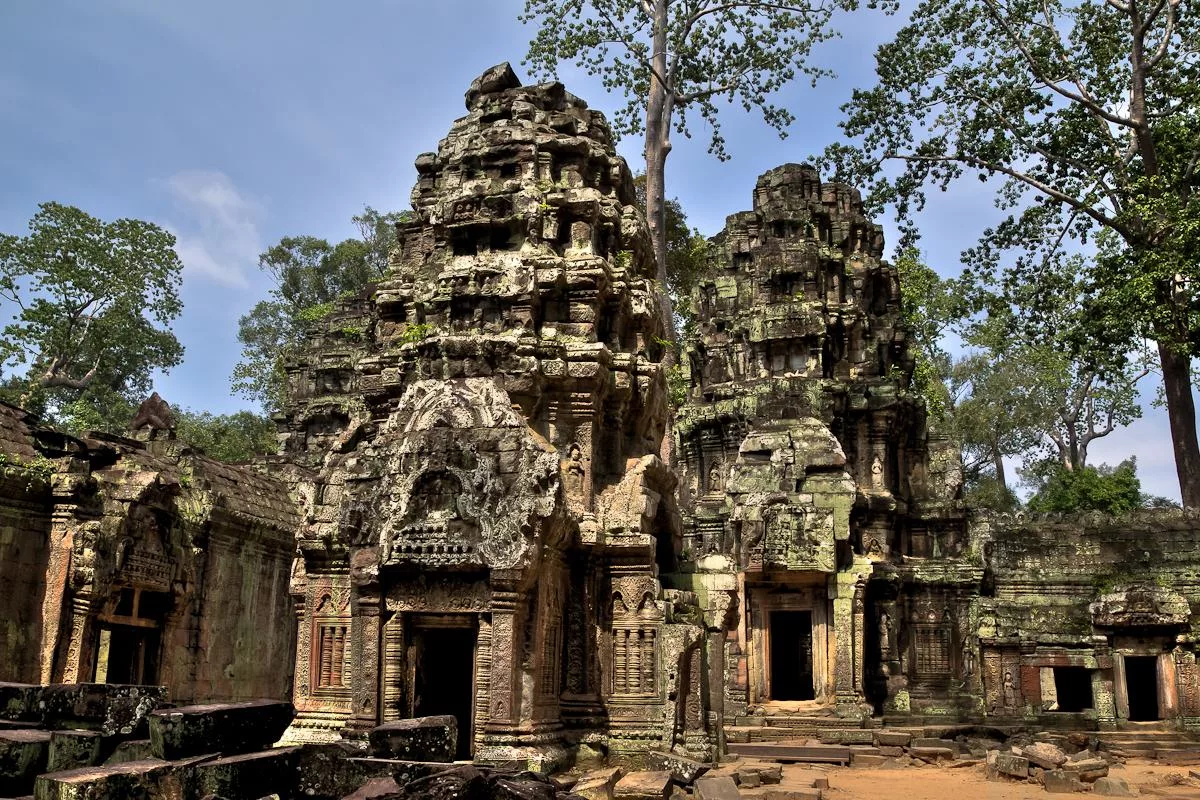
[409,618,476,759]
[1125,656,1160,721]
[94,587,168,684]
[769,610,815,701]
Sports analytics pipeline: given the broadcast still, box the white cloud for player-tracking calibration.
[159,170,262,288]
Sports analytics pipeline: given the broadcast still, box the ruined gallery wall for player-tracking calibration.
[0,475,53,683]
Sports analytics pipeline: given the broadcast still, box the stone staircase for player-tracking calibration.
[725,714,869,744]
[1097,725,1200,765]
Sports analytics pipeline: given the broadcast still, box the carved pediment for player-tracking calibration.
[1090,585,1191,628]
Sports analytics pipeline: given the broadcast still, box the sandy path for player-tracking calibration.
[775,760,1200,800]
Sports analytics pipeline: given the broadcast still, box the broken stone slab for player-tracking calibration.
[465,62,522,110]
[693,775,740,800]
[190,746,301,799]
[1025,742,1068,770]
[572,767,625,800]
[0,684,39,722]
[851,753,887,768]
[47,730,102,772]
[909,746,955,763]
[911,737,958,750]
[736,768,761,788]
[878,746,904,757]
[368,716,456,763]
[740,761,782,784]
[646,751,708,785]
[0,729,51,796]
[874,731,912,747]
[1092,776,1138,797]
[1044,769,1087,794]
[614,770,674,800]
[737,790,822,800]
[149,699,292,759]
[1062,756,1108,781]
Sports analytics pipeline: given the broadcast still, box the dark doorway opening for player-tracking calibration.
[413,624,476,759]
[770,610,814,701]
[98,625,160,684]
[1125,656,1160,721]
[1052,667,1093,712]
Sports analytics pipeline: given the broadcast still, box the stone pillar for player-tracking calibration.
[381,612,405,722]
[487,588,522,729]
[60,594,96,683]
[351,589,381,731]
[39,511,77,683]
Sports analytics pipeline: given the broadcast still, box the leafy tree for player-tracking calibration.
[0,202,183,428]
[1025,458,1143,514]
[521,0,868,334]
[174,409,277,463]
[233,209,408,411]
[827,0,1200,505]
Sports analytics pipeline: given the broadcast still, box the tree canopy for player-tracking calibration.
[233,207,407,411]
[827,0,1200,505]
[0,202,183,429]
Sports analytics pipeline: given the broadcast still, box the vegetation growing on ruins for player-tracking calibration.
[828,0,1200,506]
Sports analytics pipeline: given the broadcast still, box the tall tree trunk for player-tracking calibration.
[992,448,1007,493]
[643,0,676,340]
[1158,340,1200,507]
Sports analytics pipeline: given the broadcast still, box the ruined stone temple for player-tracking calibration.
[2,64,1200,776]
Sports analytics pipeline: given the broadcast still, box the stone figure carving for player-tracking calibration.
[130,392,175,438]
[1002,671,1017,710]
[962,637,976,679]
[708,462,724,494]
[878,609,892,660]
[870,455,884,488]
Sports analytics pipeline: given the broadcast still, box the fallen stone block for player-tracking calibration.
[0,729,51,796]
[879,745,904,757]
[368,716,455,762]
[647,751,708,785]
[104,739,153,765]
[191,746,301,799]
[909,746,955,763]
[693,775,740,800]
[1157,749,1200,766]
[33,757,172,800]
[572,767,625,800]
[1063,756,1108,781]
[994,752,1029,779]
[38,684,166,736]
[851,753,886,767]
[149,699,293,759]
[836,730,876,745]
[736,768,761,788]
[743,761,782,784]
[1025,742,1068,770]
[614,770,673,800]
[1092,776,1138,797]
[47,730,101,772]
[343,776,402,799]
[874,731,912,748]
[1044,769,1087,794]
[912,737,957,750]
[0,684,39,723]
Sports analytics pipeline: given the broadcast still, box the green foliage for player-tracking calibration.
[233,209,410,411]
[895,249,964,421]
[963,474,1020,513]
[521,0,874,160]
[0,202,183,423]
[1025,459,1143,515]
[399,322,432,345]
[174,409,277,463]
[0,450,56,491]
[826,0,1200,502]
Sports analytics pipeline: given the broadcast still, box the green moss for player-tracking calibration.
[399,322,433,344]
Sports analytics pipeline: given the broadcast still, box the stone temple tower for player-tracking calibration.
[280,64,709,766]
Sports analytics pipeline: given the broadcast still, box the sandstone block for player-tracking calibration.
[878,746,904,757]
[646,751,708,784]
[368,716,456,762]
[851,753,886,767]
[573,767,625,800]
[1025,742,1068,770]
[614,770,673,800]
[149,699,293,759]
[343,776,402,800]
[1092,776,1138,797]
[912,737,957,750]
[191,746,301,799]
[1044,769,1087,794]
[0,684,39,722]
[909,746,955,762]
[104,739,153,765]
[33,757,172,800]
[47,730,101,772]
[693,775,740,800]
[38,684,166,735]
[1063,756,1108,781]
[736,768,761,787]
[874,731,912,747]
[0,729,50,796]
[994,752,1029,779]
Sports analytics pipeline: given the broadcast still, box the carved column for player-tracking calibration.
[351,589,381,731]
[487,588,522,730]
[381,612,405,722]
[60,594,96,683]
[39,510,77,683]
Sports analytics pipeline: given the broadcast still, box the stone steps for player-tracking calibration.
[726,742,851,765]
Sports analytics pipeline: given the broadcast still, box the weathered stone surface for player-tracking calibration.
[191,746,301,799]
[614,770,673,800]
[33,757,173,800]
[343,776,403,799]
[1063,756,1108,781]
[0,729,50,796]
[1092,776,1138,797]
[994,752,1029,779]
[874,731,912,747]
[646,752,708,785]
[368,716,456,763]
[1044,769,1087,793]
[736,768,761,787]
[572,767,625,800]
[1025,742,1068,770]
[149,700,293,759]
[104,739,153,765]
[46,730,101,772]
[910,746,955,762]
[693,775,741,800]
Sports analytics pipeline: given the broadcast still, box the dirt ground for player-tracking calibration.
[776,759,1200,800]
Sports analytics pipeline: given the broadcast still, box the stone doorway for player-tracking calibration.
[94,587,168,684]
[408,616,476,759]
[1125,656,1160,721]
[769,611,815,701]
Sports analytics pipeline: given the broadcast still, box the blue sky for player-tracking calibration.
[0,0,1186,500]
